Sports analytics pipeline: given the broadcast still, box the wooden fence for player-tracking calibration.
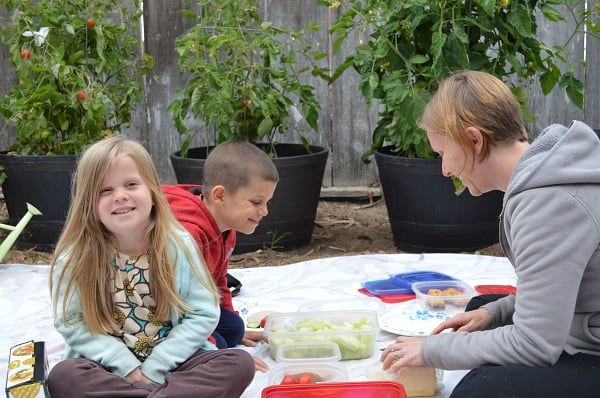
[1,1,599,195]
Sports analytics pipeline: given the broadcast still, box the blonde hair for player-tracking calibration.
[50,136,219,335]
[419,70,528,161]
[202,141,279,195]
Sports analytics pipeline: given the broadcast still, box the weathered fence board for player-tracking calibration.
[1,1,598,191]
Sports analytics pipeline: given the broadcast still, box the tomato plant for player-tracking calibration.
[167,0,328,157]
[322,0,595,161]
[0,0,153,156]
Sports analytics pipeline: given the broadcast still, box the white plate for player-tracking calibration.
[235,300,299,329]
[378,300,452,336]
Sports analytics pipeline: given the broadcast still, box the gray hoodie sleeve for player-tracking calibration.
[422,186,599,369]
[484,294,515,327]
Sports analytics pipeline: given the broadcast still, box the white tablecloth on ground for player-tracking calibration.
[0,253,516,397]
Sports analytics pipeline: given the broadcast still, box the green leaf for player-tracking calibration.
[431,32,446,59]
[540,4,566,23]
[368,72,379,89]
[452,177,466,196]
[539,68,560,95]
[508,4,532,37]
[410,54,429,64]
[257,117,273,138]
[559,73,584,109]
[477,0,496,17]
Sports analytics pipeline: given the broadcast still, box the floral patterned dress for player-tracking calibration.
[111,251,172,361]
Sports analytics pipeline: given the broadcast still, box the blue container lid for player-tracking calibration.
[361,278,411,296]
[392,271,456,286]
[361,271,456,296]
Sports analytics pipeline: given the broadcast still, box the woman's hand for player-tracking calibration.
[241,330,268,347]
[430,307,492,334]
[125,367,154,384]
[380,337,425,373]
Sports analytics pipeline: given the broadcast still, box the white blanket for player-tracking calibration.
[0,253,516,397]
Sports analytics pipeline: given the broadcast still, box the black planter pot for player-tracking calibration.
[170,143,329,254]
[0,153,77,252]
[375,147,503,253]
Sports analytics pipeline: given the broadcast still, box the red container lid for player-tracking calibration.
[475,284,517,295]
[358,287,415,303]
[261,381,408,398]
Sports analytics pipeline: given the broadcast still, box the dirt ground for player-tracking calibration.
[0,197,505,266]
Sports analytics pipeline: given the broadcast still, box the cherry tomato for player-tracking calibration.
[259,316,267,328]
[20,50,31,60]
[280,375,296,385]
[76,91,85,100]
[86,18,95,28]
[296,373,314,384]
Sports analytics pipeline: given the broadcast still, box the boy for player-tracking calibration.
[162,141,279,372]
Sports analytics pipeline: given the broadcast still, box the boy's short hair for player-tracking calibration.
[202,141,279,194]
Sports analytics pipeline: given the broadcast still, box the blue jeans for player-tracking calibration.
[211,305,245,349]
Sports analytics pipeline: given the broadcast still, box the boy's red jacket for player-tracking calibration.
[161,184,236,312]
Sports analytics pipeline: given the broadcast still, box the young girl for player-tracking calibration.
[380,71,600,397]
[47,136,255,397]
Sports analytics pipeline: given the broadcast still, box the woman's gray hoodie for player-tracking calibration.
[422,120,600,369]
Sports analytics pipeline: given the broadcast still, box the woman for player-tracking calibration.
[381,70,600,397]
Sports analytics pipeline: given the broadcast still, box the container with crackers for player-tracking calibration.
[411,280,476,312]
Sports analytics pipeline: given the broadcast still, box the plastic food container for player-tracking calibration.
[264,310,378,360]
[361,271,456,296]
[268,362,348,385]
[276,341,341,363]
[411,280,476,311]
[261,381,408,398]
[367,363,442,397]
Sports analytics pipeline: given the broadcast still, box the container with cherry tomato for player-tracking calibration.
[280,372,319,385]
[268,363,347,386]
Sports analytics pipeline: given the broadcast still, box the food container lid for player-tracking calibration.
[298,297,384,314]
[392,270,456,287]
[267,362,348,386]
[262,381,408,398]
[475,284,517,295]
[361,271,456,296]
[264,309,378,335]
[361,278,413,296]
